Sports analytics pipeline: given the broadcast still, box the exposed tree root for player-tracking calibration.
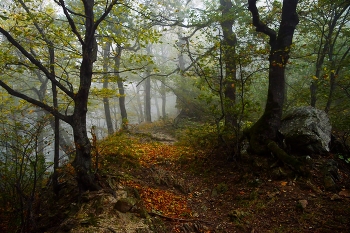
[267,140,307,176]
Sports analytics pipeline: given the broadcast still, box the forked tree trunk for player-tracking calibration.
[70,0,101,192]
[248,0,299,155]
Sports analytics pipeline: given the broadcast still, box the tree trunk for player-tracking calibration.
[176,32,186,115]
[136,84,145,122]
[70,0,101,192]
[220,0,237,128]
[114,46,128,129]
[310,3,349,107]
[161,81,166,119]
[154,93,160,119]
[103,41,114,135]
[248,0,299,155]
[48,117,74,157]
[144,45,152,122]
[144,76,152,122]
[71,109,100,192]
[0,0,118,192]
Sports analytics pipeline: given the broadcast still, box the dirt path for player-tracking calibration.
[37,125,350,233]
[122,126,350,232]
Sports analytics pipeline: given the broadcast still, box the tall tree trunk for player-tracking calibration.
[220,0,237,128]
[159,46,167,119]
[248,0,299,155]
[144,76,152,122]
[310,4,349,107]
[144,44,152,122]
[70,0,101,192]
[154,93,160,119]
[176,32,186,114]
[103,41,114,135]
[114,46,128,129]
[50,50,60,195]
[136,84,145,122]
[161,80,166,118]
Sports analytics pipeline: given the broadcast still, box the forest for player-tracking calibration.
[0,0,350,232]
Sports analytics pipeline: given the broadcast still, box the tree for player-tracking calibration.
[144,44,153,122]
[0,0,118,191]
[220,0,237,128]
[247,0,299,155]
[102,41,115,135]
[305,0,350,109]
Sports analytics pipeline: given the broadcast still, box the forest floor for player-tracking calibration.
[38,121,350,233]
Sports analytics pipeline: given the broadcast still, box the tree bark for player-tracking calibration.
[248,0,299,155]
[114,46,128,129]
[161,80,167,118]
[144,44,152,122]
[136,84,145,123]
[220,0,237,128]
[103,41,114,135]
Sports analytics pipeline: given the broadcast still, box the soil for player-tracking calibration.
[36,122,350,233]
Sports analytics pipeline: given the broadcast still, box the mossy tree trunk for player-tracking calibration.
[247,0,299,155]
[220,0,237,128]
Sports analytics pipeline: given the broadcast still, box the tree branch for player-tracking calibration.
[0,27,75,99]
[56,0,85,45]
[0,80,71,124]
[248,0,276,46]
[94,0,118,31]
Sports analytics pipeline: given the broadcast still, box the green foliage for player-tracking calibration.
[98,132,141,171]
[337,154,350,164]
[176,121,219,150]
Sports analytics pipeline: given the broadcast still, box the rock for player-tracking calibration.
[279,106,331,155]
[324,160,340,181]
[324,174,336,191]
[323,159,339,191]
[114,197,137,213]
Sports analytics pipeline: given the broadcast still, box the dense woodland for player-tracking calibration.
[0,0,350,232]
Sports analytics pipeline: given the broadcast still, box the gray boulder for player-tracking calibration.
[279,106,331,155]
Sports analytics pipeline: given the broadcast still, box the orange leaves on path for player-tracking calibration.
[124,180,192,218]
[121,141,198,218]
[134,143,196,167]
